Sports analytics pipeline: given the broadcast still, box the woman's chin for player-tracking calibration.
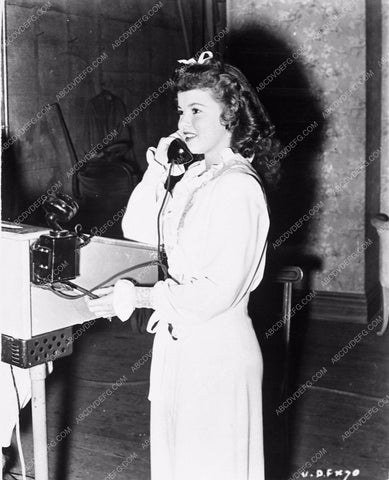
[187,145,202,155]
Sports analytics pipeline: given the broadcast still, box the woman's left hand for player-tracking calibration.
[85,286,115,319]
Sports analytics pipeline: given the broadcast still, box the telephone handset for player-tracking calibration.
[167,138,193,165]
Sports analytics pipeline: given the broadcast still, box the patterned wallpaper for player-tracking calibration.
[227,0,369,293]
[382,3,389,214]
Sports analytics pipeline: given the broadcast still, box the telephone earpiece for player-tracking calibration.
[167,138,193,165]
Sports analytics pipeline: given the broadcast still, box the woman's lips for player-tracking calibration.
[184,133,196,141]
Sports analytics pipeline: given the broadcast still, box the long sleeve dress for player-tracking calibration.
[121,147,269,480]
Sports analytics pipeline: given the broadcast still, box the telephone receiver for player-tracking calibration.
[167,138,193,165]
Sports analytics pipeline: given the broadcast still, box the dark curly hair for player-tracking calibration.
[171,55,281,189]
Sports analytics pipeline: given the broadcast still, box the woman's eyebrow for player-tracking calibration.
[188,102,206,107]
[178,102,207,108]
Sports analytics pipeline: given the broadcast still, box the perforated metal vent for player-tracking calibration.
[1,327,73,368]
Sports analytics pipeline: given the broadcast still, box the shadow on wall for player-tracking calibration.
[225,24,326,255]
[226,24,326,479]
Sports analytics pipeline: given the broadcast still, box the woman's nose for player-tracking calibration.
[178,111,192,131]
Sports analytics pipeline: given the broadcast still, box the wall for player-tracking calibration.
[226,0,381,321]
[381,1,389,213]
[3,0,206,223]
[3,0,383,318]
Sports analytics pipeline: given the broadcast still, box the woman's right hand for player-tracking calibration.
[146,130,184,171]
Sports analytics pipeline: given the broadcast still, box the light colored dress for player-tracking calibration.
[122,147,269,480]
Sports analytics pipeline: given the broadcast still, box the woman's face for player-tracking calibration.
[177,89,232,162]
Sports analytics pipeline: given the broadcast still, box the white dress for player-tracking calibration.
[122,147,269,480]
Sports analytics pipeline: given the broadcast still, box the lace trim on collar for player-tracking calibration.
[177,153,257,235]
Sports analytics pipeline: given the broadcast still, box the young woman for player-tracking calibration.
[86,51,279,480]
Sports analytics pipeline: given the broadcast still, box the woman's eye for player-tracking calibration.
[192,108,201,114]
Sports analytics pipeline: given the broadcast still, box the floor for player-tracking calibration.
[5,320,154,480]
[3,295,389,480]
[288,316,389,480]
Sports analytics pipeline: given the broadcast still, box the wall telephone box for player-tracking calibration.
[0,223,158,364]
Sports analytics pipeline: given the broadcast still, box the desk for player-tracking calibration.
[0,224,158,480]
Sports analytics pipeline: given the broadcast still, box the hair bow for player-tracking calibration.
[177,51,213,65]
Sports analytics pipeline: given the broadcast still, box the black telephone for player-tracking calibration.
[167,138,193,165]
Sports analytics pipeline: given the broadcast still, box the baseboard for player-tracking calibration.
[294,283,382,324]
